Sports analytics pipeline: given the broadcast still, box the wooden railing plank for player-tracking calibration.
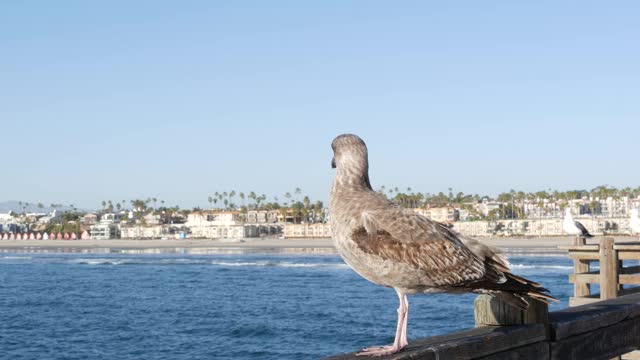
[568,252,600,260]
[614,243,640,250]
[558,245,599,251]
[549,292,640,341]
[477,342,549,360]
[569,273,600,284]
[619,252,640,260]
[323,324,546,360]
[325,294,640,360]
[620,274,640,285]
[550,316,640,360]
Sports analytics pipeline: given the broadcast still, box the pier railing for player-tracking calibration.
[325,237,640,360]
[561,236,640,306]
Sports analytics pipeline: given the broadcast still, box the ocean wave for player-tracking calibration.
[1,256,32,260]
[67,258,349,268]
[211,260,349,269]
[72,259,205,266]
[76,259,128,265]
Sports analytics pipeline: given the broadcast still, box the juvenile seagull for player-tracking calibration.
[329,134,555,357]
[562,208,593,240]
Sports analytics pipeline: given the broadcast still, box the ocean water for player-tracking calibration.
[0,249,574,360]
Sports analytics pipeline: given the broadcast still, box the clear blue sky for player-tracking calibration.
[2,1,639,209]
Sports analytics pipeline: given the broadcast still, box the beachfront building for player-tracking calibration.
[190,224,259,239]
[120,225,164,239]
[246,210,280,224]
[119,225,189,239]
[142,213,162,226]
[186,211,260,239]
[82,213,98,225]
[0,212,23,234]
[476,199,502,217]
[283,223,331,238]
[187,211,242,226]
[89,223,120,240]
[101,212,125,223]
[412,207,459,223]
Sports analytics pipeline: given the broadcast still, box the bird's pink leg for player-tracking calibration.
[398,294,409,348]
[357,291,409,356]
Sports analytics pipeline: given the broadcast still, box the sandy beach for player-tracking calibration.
[0,236,635,251]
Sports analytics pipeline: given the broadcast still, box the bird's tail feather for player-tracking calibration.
[470,272,558,310]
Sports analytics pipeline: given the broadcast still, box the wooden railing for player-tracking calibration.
[560,237,640,306]
[325,293,640,360]
[325,237,640,360]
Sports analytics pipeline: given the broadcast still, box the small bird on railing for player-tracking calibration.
[630,208,640,238]
[563,208,593,240]
[329,134,556,357]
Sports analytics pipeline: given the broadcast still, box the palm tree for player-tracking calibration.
[239,192,245,207]
[257,194,267,209]
[284,192,292,208]
[230,191,236,209]
[208,196,213,208]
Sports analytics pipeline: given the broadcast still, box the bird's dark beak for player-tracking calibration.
[331,157,336,169]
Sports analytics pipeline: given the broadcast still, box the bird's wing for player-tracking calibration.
[574,221,592,236]
[351,207,494,287]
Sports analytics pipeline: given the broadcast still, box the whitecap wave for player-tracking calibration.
[78,259,127,265]
[211,260,349,268]
[1,256,32,260]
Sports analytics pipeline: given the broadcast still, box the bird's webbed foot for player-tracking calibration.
[356,344,405,356]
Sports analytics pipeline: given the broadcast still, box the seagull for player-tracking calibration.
[562,208,593,240]
[630,208,640,238]
[329,134,555,356]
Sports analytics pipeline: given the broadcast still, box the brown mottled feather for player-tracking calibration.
[350,206,555,308]
[352,227,486,287]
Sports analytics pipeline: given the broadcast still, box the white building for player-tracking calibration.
[186,211,259,239]
[90,223,120,240]
[189,225,259,239]
[187,211,242,227]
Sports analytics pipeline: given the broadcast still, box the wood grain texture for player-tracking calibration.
[474,295,548,327]
[550,316,640,360]
[550,292,640,340]
[600,237,619,300]
[323,324,546,360]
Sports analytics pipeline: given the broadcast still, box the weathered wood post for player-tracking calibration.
[474,295,549,328]
[573,236,591,298]
[600,237,619,300]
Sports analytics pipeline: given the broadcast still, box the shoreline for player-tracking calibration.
[0,236,635,252]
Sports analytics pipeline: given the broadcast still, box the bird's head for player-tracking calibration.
[331,134,368,170]
[564,208,572,216]
[330,134,372,189]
